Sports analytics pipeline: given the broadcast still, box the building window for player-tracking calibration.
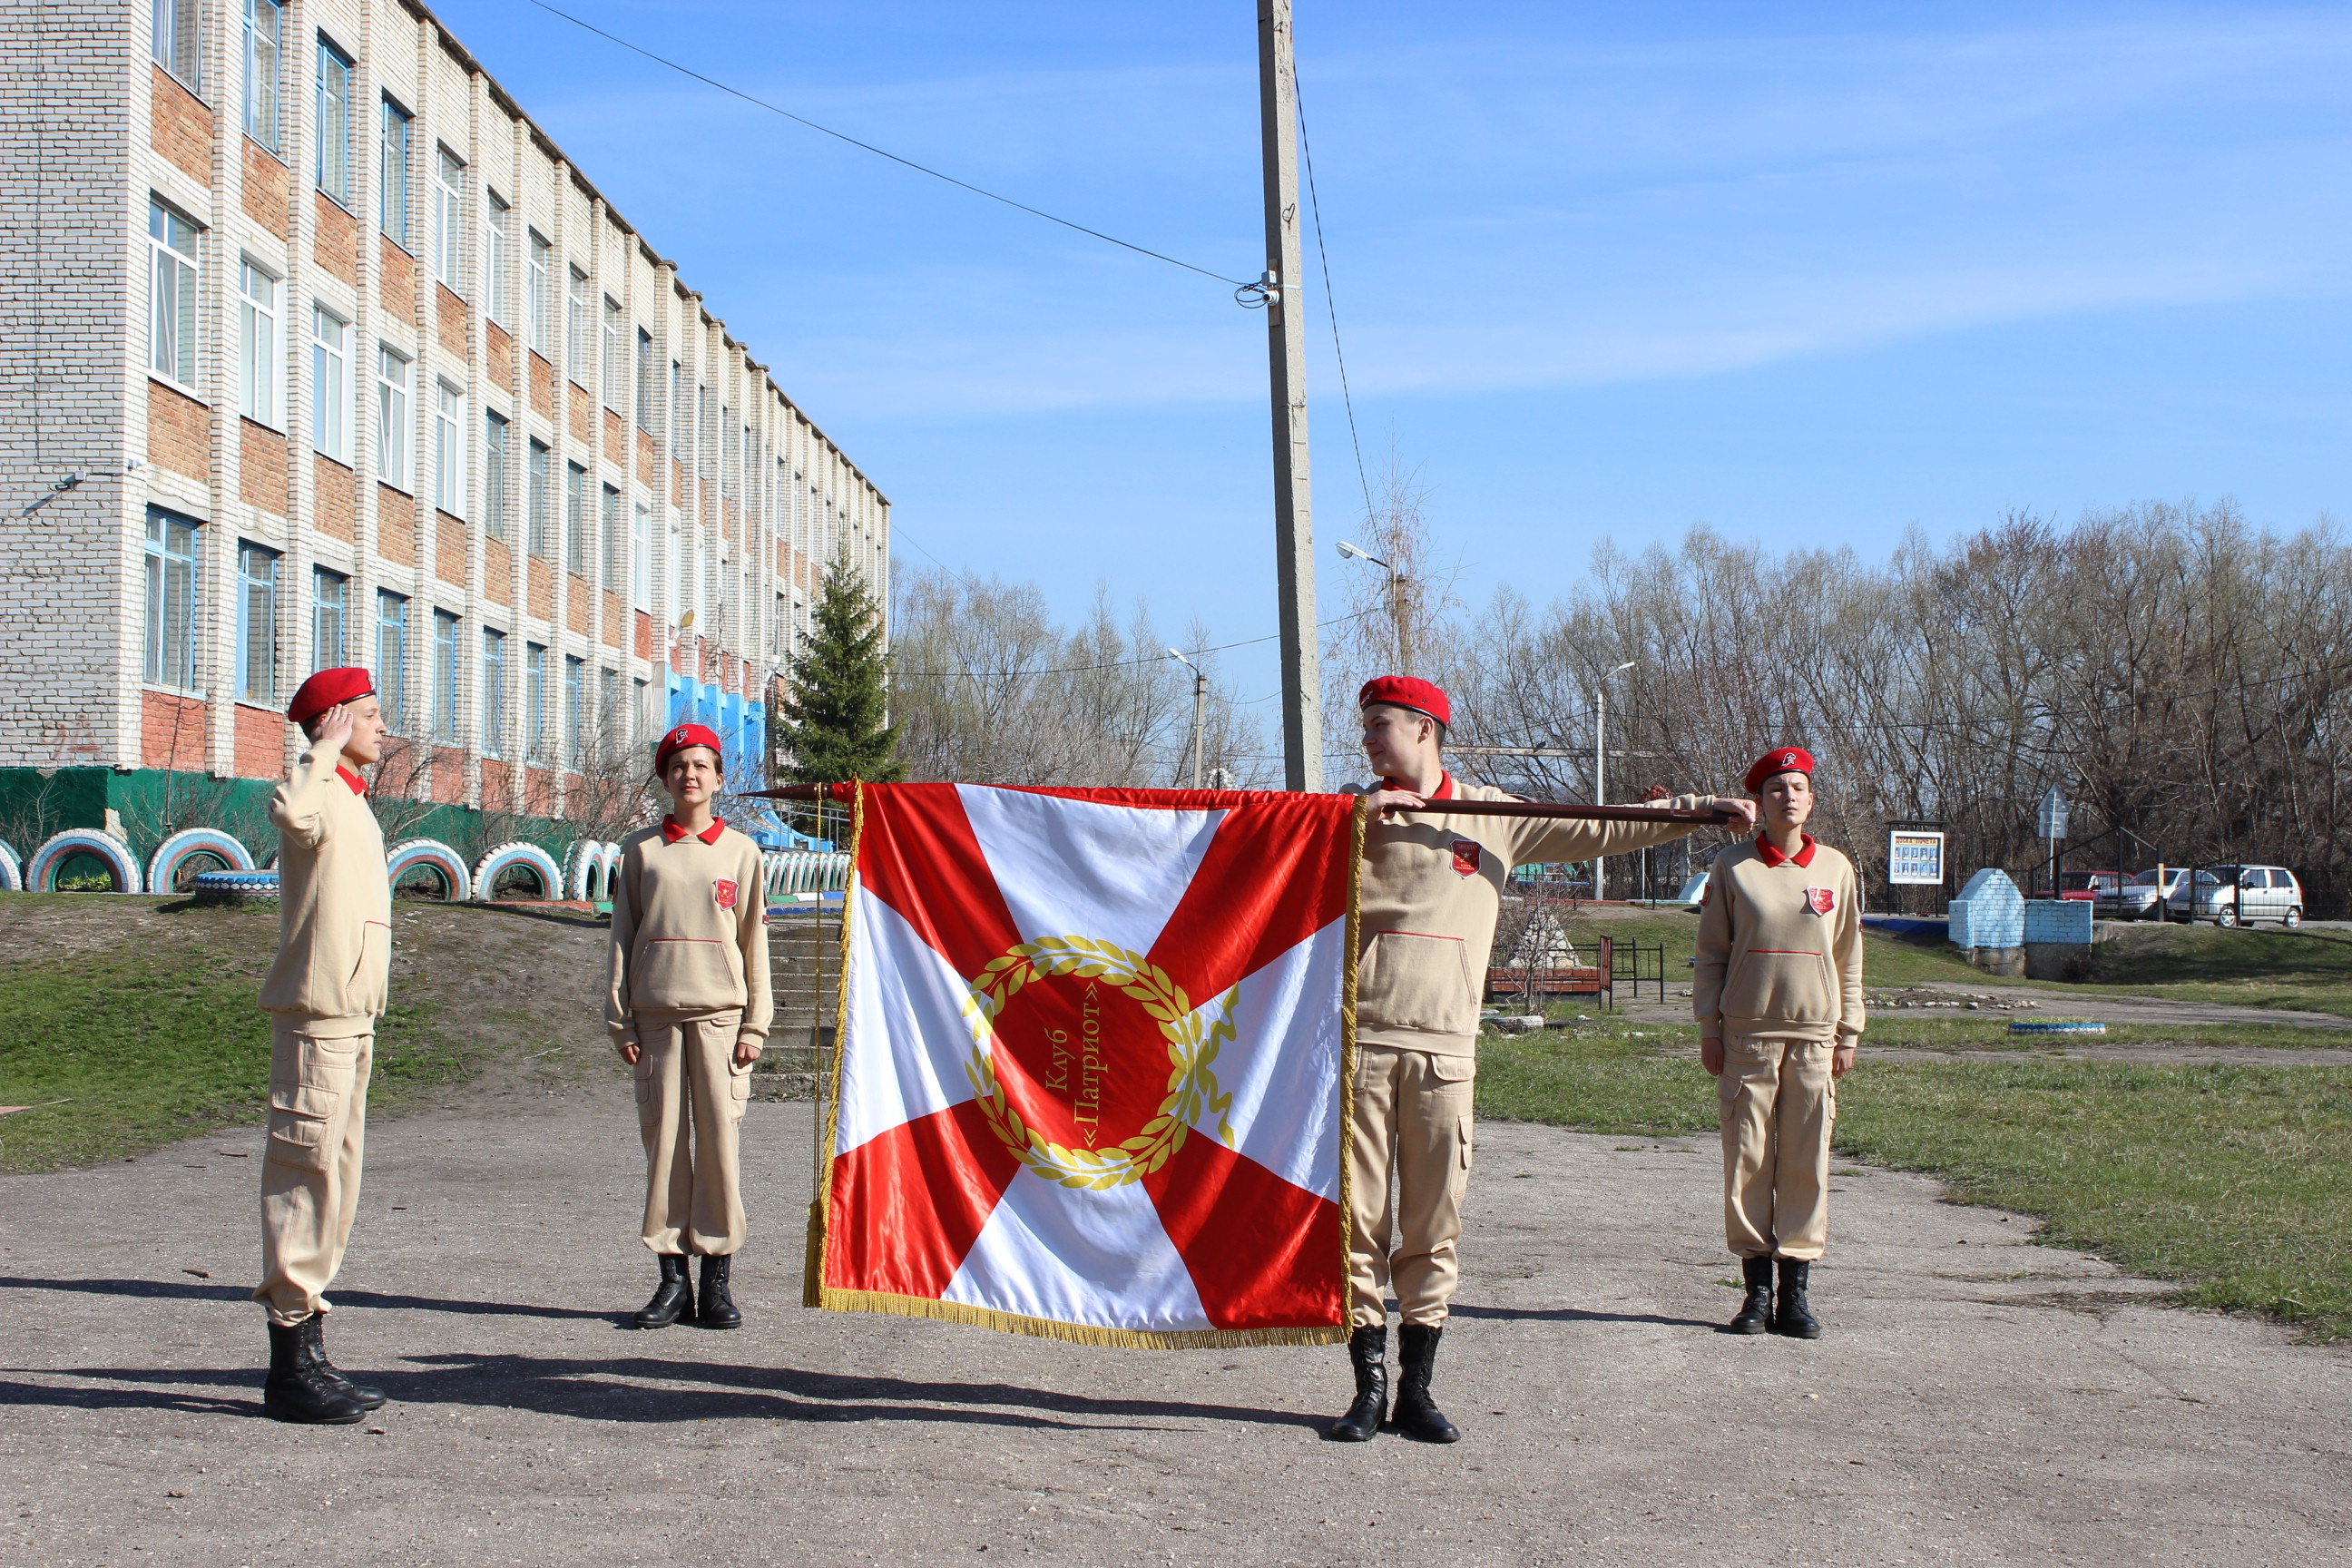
[484,191,512,328]
[526,439,551,556]
[379,97,412,242]
[564,461,587,573]
[525,641,547,760]
[313,566,347,670]
[481,627,507,756]
[376,590,408,730]
[432,609,459,741]
[433,147,465,291]
[315,38,352,204]
[601,298,625,410]
[152,0,201,92]
[564,265,590,374]
[601,485,622,593]
[564,654,584,766]
[144,509,200,691]
[631,503,651,609]
[237,542,279,706]
[376,346,409,487]
[310,305,348,461]
[147,198,198,390]
[238,259,278,426]
[526,230,552,354]
[242,0,281,150]
[433,381,463,514]
[634,328,653,430]
[482,410,509,538]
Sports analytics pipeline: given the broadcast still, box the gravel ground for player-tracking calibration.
[5,1096,2349,1567]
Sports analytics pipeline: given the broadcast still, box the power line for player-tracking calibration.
[1291,62,1372,524]
[893,608,1378,681]
[519,0,1254,290]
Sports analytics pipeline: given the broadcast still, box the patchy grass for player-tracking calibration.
[1475,1034,2352,1341]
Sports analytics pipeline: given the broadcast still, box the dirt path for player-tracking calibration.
[1617,977,2351,1033]
[5,1096,2347,1566]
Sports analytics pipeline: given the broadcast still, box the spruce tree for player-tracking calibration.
[773,554,903,784]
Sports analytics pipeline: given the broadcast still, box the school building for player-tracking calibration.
[0,0,889,848]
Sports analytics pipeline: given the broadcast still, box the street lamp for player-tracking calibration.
[1336,540,1413,675]
[1167,648,1207,790]
[1593,661,1636,900]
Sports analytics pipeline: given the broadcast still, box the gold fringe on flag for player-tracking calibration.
[811,1287,1348,1349]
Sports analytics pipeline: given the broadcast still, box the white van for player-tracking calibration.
[2168,865,2306,927]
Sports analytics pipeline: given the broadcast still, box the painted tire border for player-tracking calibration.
[387,838,473,902]
[0,839,21,892]
[25,828,144,893]
[472,840,563,902]
[147,828,257,894]
[564,838,617,902]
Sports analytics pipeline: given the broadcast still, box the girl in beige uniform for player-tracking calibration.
[608,722,771,1329]
[1694,746,1865,1338]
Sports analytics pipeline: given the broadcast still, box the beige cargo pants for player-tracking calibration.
[1719,1035,1837,1260]
[254,1025,373,1324]
[1348,1044,1476,1327]
[634,1011,750,1256]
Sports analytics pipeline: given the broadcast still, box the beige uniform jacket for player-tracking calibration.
[257,742,390,1034]
[606,818,772,1048]
[1348,773,1720,1055]
[1692,836,1866,1042]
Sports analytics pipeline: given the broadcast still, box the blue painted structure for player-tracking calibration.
[665,673,766,792]
[1947,868,2024,949]
[2024,898,2094,945]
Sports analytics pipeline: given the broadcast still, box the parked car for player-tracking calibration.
[2059,870,2122,902]
[2166,865,2306,927]
[2097,867,2186,920]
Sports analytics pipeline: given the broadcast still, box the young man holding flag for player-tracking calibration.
[1335,676,1755,1443]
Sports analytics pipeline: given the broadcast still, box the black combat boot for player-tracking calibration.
[1391,1323,1462,1443]
[632,1253,694,1328]
[1773,1259,1821,1339]
[697,1254,742,1329]
[262,1318,367,1425]
[1325,1325,1387,1442]
[1727,1256,1774,1335]
[302,1313,386,1409]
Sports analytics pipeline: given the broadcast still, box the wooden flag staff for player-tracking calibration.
[744,783,1739,827]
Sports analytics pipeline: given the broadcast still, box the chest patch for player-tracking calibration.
[1804,886,1836,916]
[1451,840,1483,878]
[714,878,739,911]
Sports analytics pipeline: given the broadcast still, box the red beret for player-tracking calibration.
[655,723,724,774]
[287,667,376,726]
[1744,745,1815,793]
[1357,675,1451,729]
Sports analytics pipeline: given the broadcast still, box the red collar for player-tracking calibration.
[1381,770,1455,801]
[662,816,724,845]
[337,765,368,796]
[1756,832,1816,868]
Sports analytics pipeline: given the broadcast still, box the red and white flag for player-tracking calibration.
[808,781,1362,1347]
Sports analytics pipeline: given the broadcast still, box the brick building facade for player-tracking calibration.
[0,0,889,820]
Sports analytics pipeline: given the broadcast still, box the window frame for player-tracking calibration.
[375,344,411,487]
[483,191,513,328]
[432,379,464,515]
[482,408,510,539]
[526,230,552,354]
[525,438,551,557]
[564,264,591,377]
[564,653,584,768]
[312,565,348,671]
[634,328,654,431]
[237,256,279,427]
[481,626,507,757]
[242,0,282,151]
[310,303,349,462]
[144,507,201,693]
[378,94,413,244]
[601,297,625,411]
[631,502,652,609]
[564,460,588,573]
[152,0,202,94]
[147,197,199,391]
[236,540,280,707]
[432,608,460,742]
[315,36,353,205]
[432,145,466,292]
[525,641,548,761]
[375,588,409,731]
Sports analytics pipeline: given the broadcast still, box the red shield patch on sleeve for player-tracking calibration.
[1805,886,1836,916]
[1451,839,1483,878]
[714,878,739,910]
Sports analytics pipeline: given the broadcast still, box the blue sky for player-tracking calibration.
[438,0,2351,701]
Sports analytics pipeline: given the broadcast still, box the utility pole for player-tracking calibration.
[1258,0,1322,791]
[1168,648,1208,789]
[1592,661,1635,900]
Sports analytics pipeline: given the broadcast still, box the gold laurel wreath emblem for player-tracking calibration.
[961,936,1238,1191]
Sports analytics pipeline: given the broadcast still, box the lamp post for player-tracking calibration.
[1168,648,1207,790]
[1592,661,1636,900]
[1336,539,1412,674]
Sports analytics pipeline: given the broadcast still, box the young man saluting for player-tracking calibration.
[252,668,394,1425]
[1335,676,1755,1443]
